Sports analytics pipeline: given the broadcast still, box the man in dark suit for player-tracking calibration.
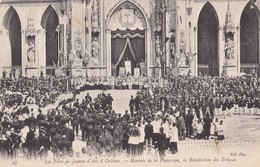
[185,110,194,138]
[85,93,92,103]
[144,120,153,147]
[28,113,38,129]
[71,111,79,136]
[63,123,75,151]
[38,131,51,160]
[48,117,58,140]
[123,110,130,122]
[73,99,80,108]
[157,127,166,159]
[203,113,212,140]
[79,112,87,141]
[129,96,135,117]
[5,131,14,159]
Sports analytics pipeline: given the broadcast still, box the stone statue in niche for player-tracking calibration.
[90,37,100,66]
[27,41,35,62]
[178,49,187,67]
[92,37,99,58]
[179,31,186,51]
[224,37,235,60]
[155,36,162,66]
[155,56,161,67]
[92,0,100,31]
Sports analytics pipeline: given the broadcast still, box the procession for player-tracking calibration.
[0,0,260,166]
[0,73,259,160]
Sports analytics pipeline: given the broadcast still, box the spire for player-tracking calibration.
[224,0,235,34]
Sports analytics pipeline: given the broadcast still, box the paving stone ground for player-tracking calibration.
[12,90,260,167]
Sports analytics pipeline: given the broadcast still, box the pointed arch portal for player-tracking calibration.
[108,1,147,76]
[41,5,59,67]
[198,2,219,76]
[3,6,22,66]
[240,2,260,74]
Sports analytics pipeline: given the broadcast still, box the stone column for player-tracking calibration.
[100,0,104,67]
[146,28,151,76]
[63,22,67,69]
[218,26,224,76]
[21,30,26,76]
[106,29,111,76]
[35,31,40,77]
[37,29,46,76]
[60,16,68,68]
[259,27,260,65]
[0,29,3,77]
[236,26,240,76]
[1,30,12,75]
[193,27,198,76]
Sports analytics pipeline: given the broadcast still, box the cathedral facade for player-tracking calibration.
[0,0,259,77]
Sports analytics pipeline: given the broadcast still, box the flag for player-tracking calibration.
[52,60,57,68]
[55,25,60,32]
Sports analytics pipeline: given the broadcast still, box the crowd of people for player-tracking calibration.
[0,74,259,160]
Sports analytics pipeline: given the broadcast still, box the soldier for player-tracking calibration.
[123,110,130,122]
[112,125,120,155]
[38,131,51,160]
[11,116,22,133]
[86,116,94,142]
[144,119,153,148]
[52,130,63,158]
[62,123,75,151]
[28,113,38,129]
[79,112,87,141]
[5,131,14,159]
[85,93,92,103]
[48,117,58,140]
[26,127,39,159]
[104,128,114,156]
[36,109,45,122]
[157,127,166,159]
[2,116,10,134]
[71,111,79,136]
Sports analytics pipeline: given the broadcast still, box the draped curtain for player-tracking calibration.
[111,28,145,76]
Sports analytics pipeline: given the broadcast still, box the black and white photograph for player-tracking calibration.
[0,0,260,167]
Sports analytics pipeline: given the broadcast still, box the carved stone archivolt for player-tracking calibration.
[25,11,36,37]
[26,11,36,65]
[92,0,100,33]
[108,1,147,31]
[224,0,235,65]
[90,0,101,66]
[224,0,235,34]
[154,0,165,32]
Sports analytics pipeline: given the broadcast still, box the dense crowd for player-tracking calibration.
[0,74,259,160]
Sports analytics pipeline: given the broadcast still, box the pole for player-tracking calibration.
[56,25,60,69]
[162,0,167,78]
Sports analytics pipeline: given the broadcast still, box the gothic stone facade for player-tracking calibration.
[0,0,259,77]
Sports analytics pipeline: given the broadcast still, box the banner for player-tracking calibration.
[140,62,146,76]
[125,60,131,75]
[134,68,140,77]
[119,67,125,76]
